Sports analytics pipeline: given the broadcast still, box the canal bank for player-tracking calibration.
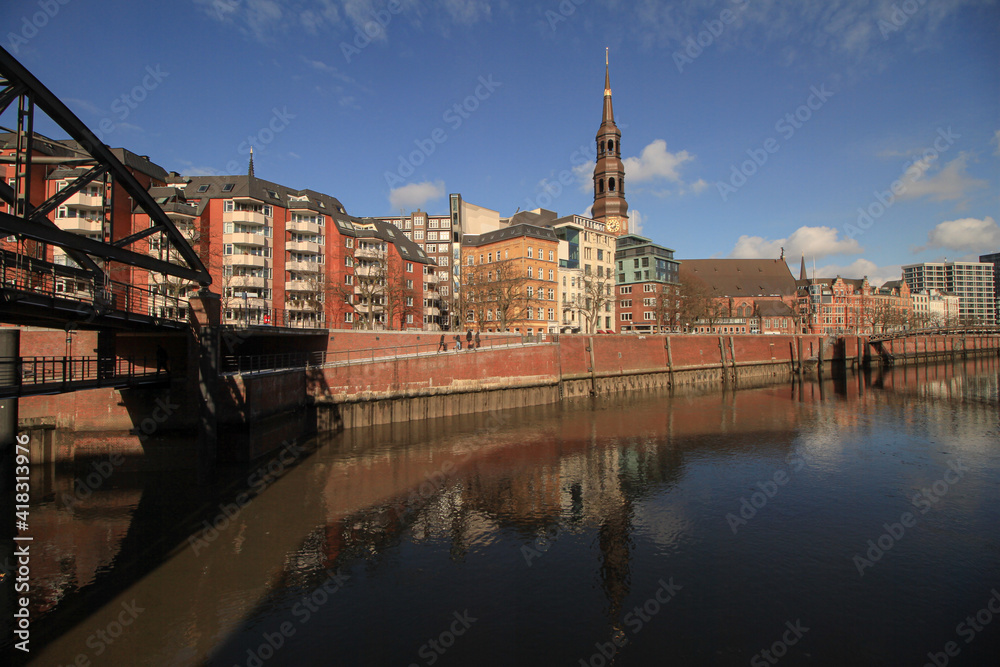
[15,331,1000,466]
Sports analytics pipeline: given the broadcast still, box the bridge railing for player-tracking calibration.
[0,355,169,396]
[1,249,188,322]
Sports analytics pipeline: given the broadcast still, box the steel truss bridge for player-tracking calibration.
[0,44,212,331]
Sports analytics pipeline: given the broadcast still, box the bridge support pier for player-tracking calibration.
[189,291,221,484]
[1,329,18,613]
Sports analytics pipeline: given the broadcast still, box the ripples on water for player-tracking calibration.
[17,357,1000,666]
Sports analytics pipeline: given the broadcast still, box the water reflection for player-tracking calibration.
[16,356,1000,666]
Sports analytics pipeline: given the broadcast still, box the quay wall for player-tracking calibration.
[14,330,999,466]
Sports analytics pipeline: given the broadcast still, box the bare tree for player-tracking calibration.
[677,277,722,330]
[576,271,615,333]
[490,258,531,331]
[650,283,682,332]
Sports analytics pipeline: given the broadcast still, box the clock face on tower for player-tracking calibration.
[605,216,622,233]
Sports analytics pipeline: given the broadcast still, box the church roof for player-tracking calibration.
[678,258,797,297]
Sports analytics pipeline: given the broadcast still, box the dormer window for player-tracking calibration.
[222,183,234,192]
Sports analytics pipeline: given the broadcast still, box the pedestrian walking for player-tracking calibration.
[437,334,447,352]
[466,330,472,350]
[156,344,170,374]
[454,334,462,351]
[474,330,481,350]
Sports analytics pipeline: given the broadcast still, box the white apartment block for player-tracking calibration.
[902,262,995,325]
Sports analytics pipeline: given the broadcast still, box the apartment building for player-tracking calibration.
[616,235,681,332]
[460,224,559,334]
[902,261,995,325]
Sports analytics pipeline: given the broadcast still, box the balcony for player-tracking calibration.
[285,280,319,292]
[224,209,266,225]
[286,260,321,273]
[286,300,321,311]
[64,192,104,208]
[224,254,266,268]
[57,217,102,234]
[355,247,386,260]
[227,297,266,309]
[225,232,266,246]
[229,276,267,289]
[287,220,321,234]
[287,240,322,254]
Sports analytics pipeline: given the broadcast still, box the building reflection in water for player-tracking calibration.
[19,354,999,666]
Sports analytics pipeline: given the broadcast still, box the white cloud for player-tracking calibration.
[629,0,988,68]
[441,0,491,24]
[992,129,1000,157]
[193,0,286,42]
[623,139,693,183]
[810,258,902,288]
[896,153,988,202]
[917,217,1000,254]
[730,225,862,261]
[575,139,701,196]
[389,180,445,211]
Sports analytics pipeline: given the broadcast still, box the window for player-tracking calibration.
[620,300,632,308]
[223,200,234,211]
[548,269,554,281]
[620,312,632,321]
[527,247,533,258]
[538,248,544,259]
[488,252,493,263]
[548,250,554,261]
[345,256,354,267]
[406,262,413,272]
[415,230,424,240]
[527,286,534,298]
[644,284,655,292]
[345,274,354,285]
[346,238,354,248]
[222,183,234,192]
[621,286,632,294]
[406,296,414,306]
[644,312,655,320]
[224,244,233,255]
[467,255,474,265]
[528,267,533,278]
[548,289,554,300]
[406,279,413,289]
[548,308,554,320]
[345,312,354,323]
[480,254,484,264]
[406,314,414,324]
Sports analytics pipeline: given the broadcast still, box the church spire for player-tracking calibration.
[592,49,628,235]
[248,146,255,179]
[799,253,808,281]
[603,47,614,124]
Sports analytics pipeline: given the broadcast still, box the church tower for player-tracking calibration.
[592,49,628,235]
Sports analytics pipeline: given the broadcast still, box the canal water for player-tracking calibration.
[12,357,1000,666]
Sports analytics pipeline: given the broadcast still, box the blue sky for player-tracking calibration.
[3,0,998,285]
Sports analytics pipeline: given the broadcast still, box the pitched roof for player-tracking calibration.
[756,301,797,317]
[179,174,348,219]
[678,258,797,297]
[462,223,558,247]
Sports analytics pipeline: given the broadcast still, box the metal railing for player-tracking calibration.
[0,355,170,397]
[1,249,187,322]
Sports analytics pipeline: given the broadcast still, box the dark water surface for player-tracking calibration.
[15,357,1000,666]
